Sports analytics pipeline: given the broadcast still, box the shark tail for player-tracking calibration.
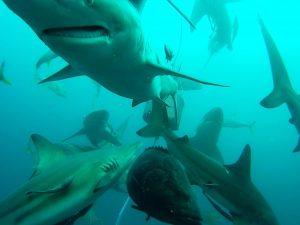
[137,100,169,138]
[62,128,86,142]
[259,15,291,108]
[260,88,287,108]
[293,138,300,153]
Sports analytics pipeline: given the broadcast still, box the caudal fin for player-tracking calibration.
[259,15,292,108]
[137,100,169,138]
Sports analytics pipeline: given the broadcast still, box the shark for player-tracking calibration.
[3,0,226,107]
[0,134,142,225]
[137,101,280,225]
[63,110,122,147]
[190,107,224,164]
[0,61,12,85]
[259,16,300,153]
[190,0,240,62]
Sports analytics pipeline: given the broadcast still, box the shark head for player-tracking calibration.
[3,0,143,73]
[195,107,223,142]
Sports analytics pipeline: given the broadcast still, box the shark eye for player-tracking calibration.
[84,0,94,6]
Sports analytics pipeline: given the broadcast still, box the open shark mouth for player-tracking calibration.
[43,26,109,39]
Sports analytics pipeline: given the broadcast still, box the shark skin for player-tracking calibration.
[190,0,239,59]
[0,134,142,225]
[190,107,224,164]
[137,101,280,225]
[3,0,225,106]
[63,110,121,147]
[259,16,300,153]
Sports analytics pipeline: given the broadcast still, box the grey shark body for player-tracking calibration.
[0,134,141,225]
[259,17,300,152]
[137,101,280,225]
[3,0,224,106]
[63,110,121,147]
[190,0,239,58]
[190,107,224,163]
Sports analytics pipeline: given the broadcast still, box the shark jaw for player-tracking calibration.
[43,26,110,39]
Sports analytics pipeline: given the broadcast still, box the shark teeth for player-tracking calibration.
[101,158,119,172]
[43,26,109,39]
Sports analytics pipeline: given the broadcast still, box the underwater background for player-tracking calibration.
[0,0,300,225]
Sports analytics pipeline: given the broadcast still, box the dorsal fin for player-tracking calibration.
[225,145,251,182]
[30,134,68,177]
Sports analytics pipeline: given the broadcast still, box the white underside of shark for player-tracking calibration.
[3,0,225,107]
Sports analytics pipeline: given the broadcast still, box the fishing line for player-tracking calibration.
[115,196,131,225]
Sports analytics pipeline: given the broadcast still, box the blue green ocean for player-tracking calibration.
[0,0,299,225]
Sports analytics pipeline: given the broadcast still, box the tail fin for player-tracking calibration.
[62,128,86,142]
[293,138,300,153]
[258,15,292,108]
[137,100,169,138]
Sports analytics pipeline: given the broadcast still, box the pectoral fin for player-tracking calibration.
[26,177,73,196]
[39,65,83,84]
[203,192,233,222]
[145,61,228,87]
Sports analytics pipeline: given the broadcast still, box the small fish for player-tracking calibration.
[36,50,57,69]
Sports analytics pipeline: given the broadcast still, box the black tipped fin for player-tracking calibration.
[225,145,251,182]
[39,65,83,84]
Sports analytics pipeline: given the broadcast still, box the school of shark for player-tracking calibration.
[0,0,299,225]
